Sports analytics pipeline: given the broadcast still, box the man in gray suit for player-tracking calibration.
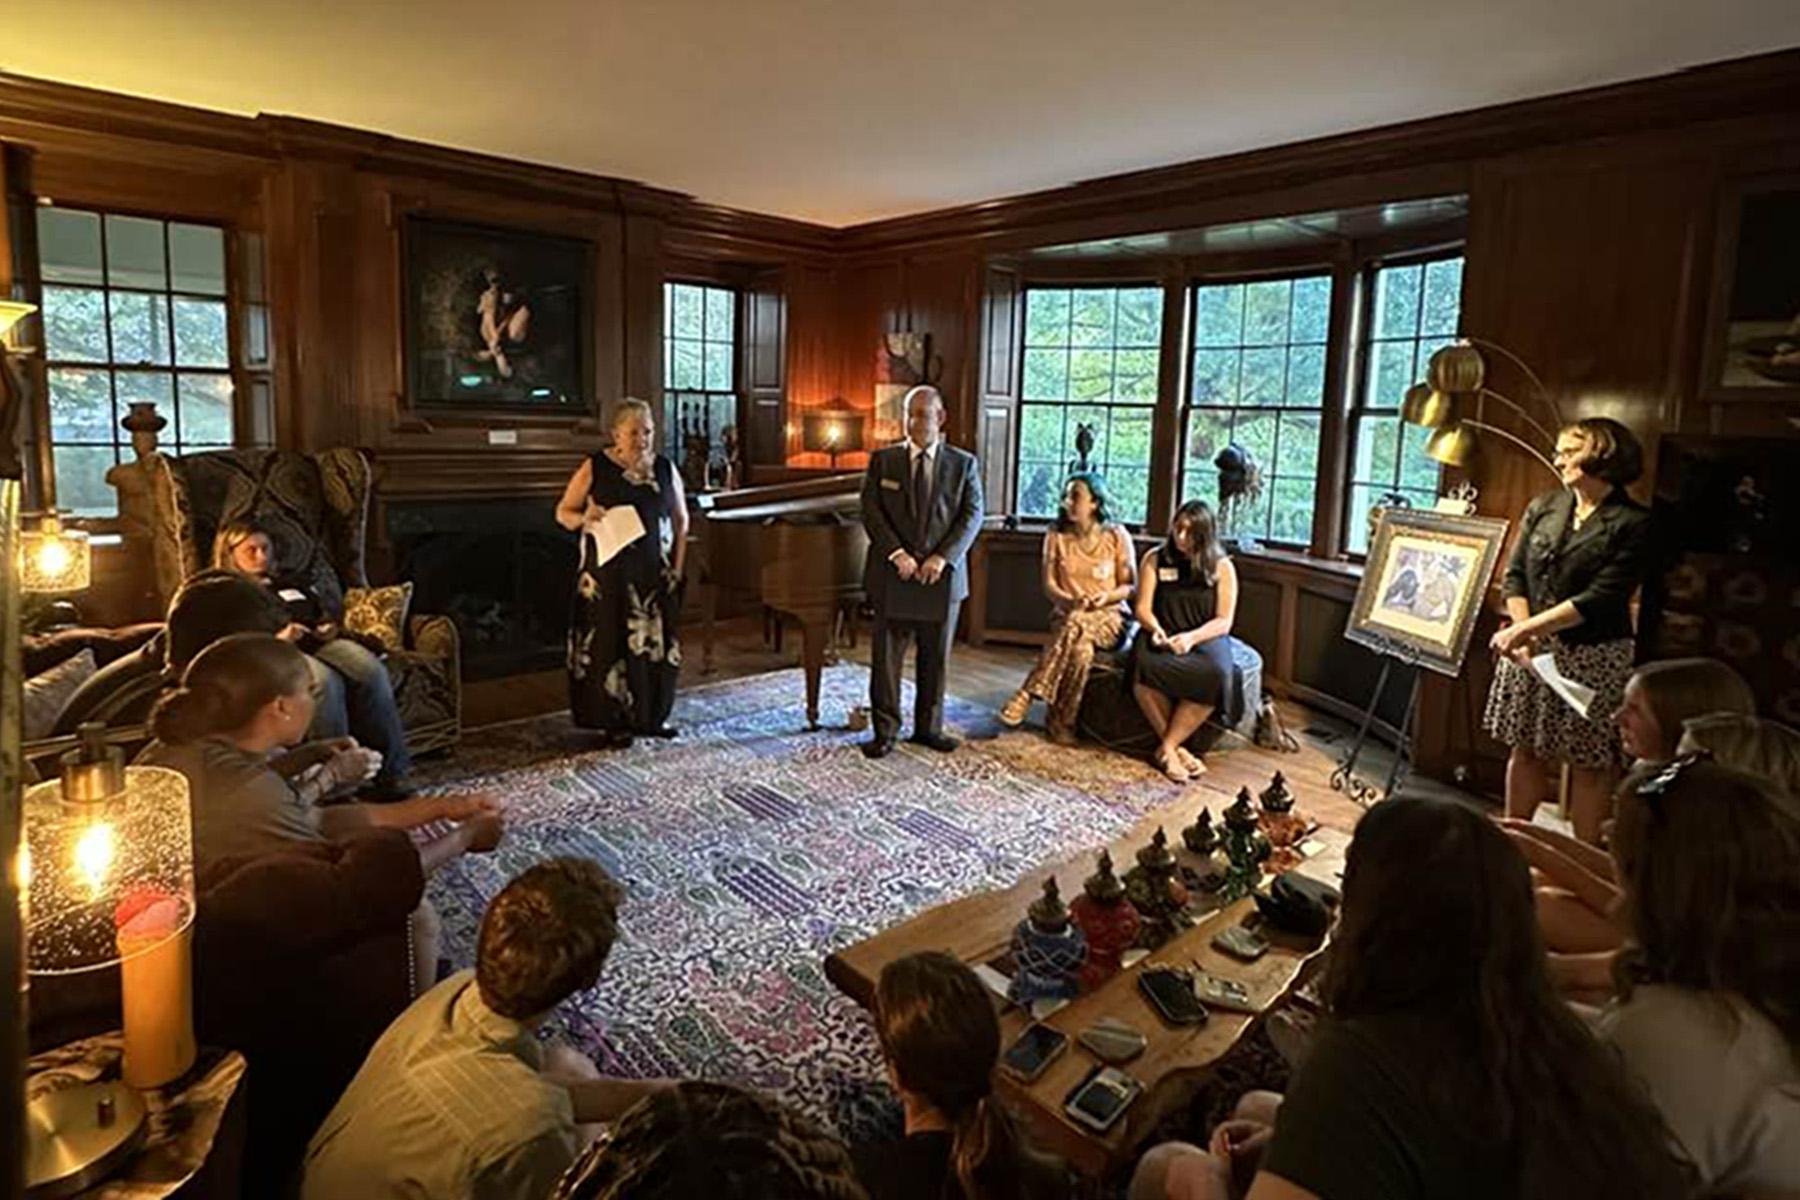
[860,384,985,758]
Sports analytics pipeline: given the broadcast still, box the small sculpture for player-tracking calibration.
[1181,807,1218,855]
[1220,788,1272,902]
[1214,443,1265,552]
[1124,828,1191,948]
[1008,876,1087,1006]
[1258,772,1294,815]
[1070,850,1141,990]
[1069,422,1097,475]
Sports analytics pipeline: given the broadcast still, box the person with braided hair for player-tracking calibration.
[552,1081,870,1200]
[858,952,1068,1200]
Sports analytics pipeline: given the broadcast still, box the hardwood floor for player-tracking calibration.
[459,614,1485,835]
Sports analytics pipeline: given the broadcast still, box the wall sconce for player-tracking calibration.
[23,727,197,1193]
[801,402,865,470]
[1402,338,1562,481]
[22,511,92,594]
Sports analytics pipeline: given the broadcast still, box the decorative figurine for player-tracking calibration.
[1214,443,1265,553]
[1181,807,1218,855]
[1220,788,1272,902]
[1125,827,1191,948]
[1008,876,1087,1007]
[1257,771,1310,873]
[1258,772,1294,815]
[1070,850,1141,990]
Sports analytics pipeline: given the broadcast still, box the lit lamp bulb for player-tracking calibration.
[73,819,117,899]
[36,535,71,579]
[825,423,841,448]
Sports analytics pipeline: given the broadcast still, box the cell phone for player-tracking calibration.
[1191,968,1260,1014]
[1000,1023,1069,1082]
[1212,924,1271,962]
[1064,1065,1143,1133]
[1137,967,1209,1026]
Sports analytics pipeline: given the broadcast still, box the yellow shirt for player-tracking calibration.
[303,970,578,1200]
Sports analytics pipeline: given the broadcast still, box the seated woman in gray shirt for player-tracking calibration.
[1601,756,1800,1198]
[141,633,505,992]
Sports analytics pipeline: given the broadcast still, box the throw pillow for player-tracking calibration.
[24,649,98,739]
[343,583,413,653]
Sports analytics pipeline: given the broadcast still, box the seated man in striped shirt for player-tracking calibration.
[303,857,669,1200]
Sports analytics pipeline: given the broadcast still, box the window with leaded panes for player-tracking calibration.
[37,207,235,517]
[662,282,736,456]
[1181,274,1333,545]
[1344,255,1464,555]
[1015,286,1162,526]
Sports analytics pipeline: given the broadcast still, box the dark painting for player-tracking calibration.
[1705,178,1800,397]
[404,217,591,411]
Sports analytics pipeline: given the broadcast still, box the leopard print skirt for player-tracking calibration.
[1482,636,1633,769]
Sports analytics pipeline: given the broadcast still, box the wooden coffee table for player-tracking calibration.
[824,793,1349,1180]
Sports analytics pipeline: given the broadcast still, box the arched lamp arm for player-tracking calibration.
[1460,335,1564,426]
[1462,418,1560,480]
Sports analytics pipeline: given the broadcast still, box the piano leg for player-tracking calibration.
[800,616,829,731]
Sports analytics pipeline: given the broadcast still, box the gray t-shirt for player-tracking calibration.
[1599,985,1800,1196]
[139,736,325,869]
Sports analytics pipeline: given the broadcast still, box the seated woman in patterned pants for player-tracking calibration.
[999,472,1136,744]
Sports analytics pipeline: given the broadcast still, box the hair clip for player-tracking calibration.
[1635,749,1712,816]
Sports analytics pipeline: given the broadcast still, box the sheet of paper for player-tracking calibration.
[585,504,646,570]
[1529,652,1596,718]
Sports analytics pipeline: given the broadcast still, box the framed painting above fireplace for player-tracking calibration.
[402,216,595,414]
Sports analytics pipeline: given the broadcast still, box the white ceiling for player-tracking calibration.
[8,1,1800,227]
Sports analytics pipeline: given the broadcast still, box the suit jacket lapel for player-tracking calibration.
[928,446,950,536]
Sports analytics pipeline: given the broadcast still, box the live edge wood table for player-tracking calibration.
[824,794,1350,1181]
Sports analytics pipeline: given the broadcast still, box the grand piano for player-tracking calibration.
[693,473,868,729]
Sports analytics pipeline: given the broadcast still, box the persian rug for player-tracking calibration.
[416,665,1218,1143]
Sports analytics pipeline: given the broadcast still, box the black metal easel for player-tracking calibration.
[1329,634,1426,808]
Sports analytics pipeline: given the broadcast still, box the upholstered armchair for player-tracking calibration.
[112,443,461,755]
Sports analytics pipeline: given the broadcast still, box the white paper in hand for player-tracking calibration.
[1529,652,1596,718]
[585,505,646,569]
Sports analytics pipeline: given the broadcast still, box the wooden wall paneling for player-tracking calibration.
[830,259,903,466]
[978,261,1022,511]
[899,252,983,448]
[620,208,665,416]
[744,268,787,465]
[1313,256,1360,557]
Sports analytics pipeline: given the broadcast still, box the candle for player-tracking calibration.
[115,890,196,1089]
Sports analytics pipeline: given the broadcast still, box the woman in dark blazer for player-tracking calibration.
[1483,417,1652,843]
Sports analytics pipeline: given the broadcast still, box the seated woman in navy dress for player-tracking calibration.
[1129,499,1240,782]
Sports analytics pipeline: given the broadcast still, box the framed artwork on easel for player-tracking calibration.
[1346,508,1510,678]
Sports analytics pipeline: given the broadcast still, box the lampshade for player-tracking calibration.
[1401,383,1456,428]
[23,749,193,979]
[1426,342,1486,394]
[21,512,92,593]
[0,298,36,339]
[802,406,865,456]
[1424,422,1479,467]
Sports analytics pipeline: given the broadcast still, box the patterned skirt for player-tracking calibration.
[1482,636,1633,769]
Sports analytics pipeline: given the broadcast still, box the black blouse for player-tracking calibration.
[1501,487,1651,646]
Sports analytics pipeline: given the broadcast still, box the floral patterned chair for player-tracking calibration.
[114,445,461,755]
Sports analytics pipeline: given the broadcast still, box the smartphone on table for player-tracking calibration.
[1000,1022,1069,1082]
[1137,966,1209,1026]
[1064,1065,1143,1133]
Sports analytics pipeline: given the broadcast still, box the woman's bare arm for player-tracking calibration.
[555,459,595,532]
[667,465,689,579]
[1134,548,1162,635]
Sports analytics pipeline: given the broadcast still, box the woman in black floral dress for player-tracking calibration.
[555,398,689,744]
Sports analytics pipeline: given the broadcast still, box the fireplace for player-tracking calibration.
[386,496,577,680]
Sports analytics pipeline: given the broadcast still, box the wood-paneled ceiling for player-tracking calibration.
[9,1,1800,226]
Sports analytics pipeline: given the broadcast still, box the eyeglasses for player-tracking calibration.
[1634,750,1712,816]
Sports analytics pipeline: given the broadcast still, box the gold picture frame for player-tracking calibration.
[1347,508,1509,677]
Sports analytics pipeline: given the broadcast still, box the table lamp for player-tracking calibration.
[802,403,865,469]
[20,513,91,594]
[22,726,195,1196]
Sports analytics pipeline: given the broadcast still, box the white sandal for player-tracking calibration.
[1154,747,1191,783]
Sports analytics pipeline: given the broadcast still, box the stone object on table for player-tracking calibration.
[1070,849,1141,990]
[1181,807,1218,855]
[1077,1017,1149,1065]
[1220,787,1272,902]
[1008,876,1088,1007]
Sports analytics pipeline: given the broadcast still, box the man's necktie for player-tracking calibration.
[912,450,931,550]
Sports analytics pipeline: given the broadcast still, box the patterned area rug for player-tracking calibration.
[416,665,1212,1142]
